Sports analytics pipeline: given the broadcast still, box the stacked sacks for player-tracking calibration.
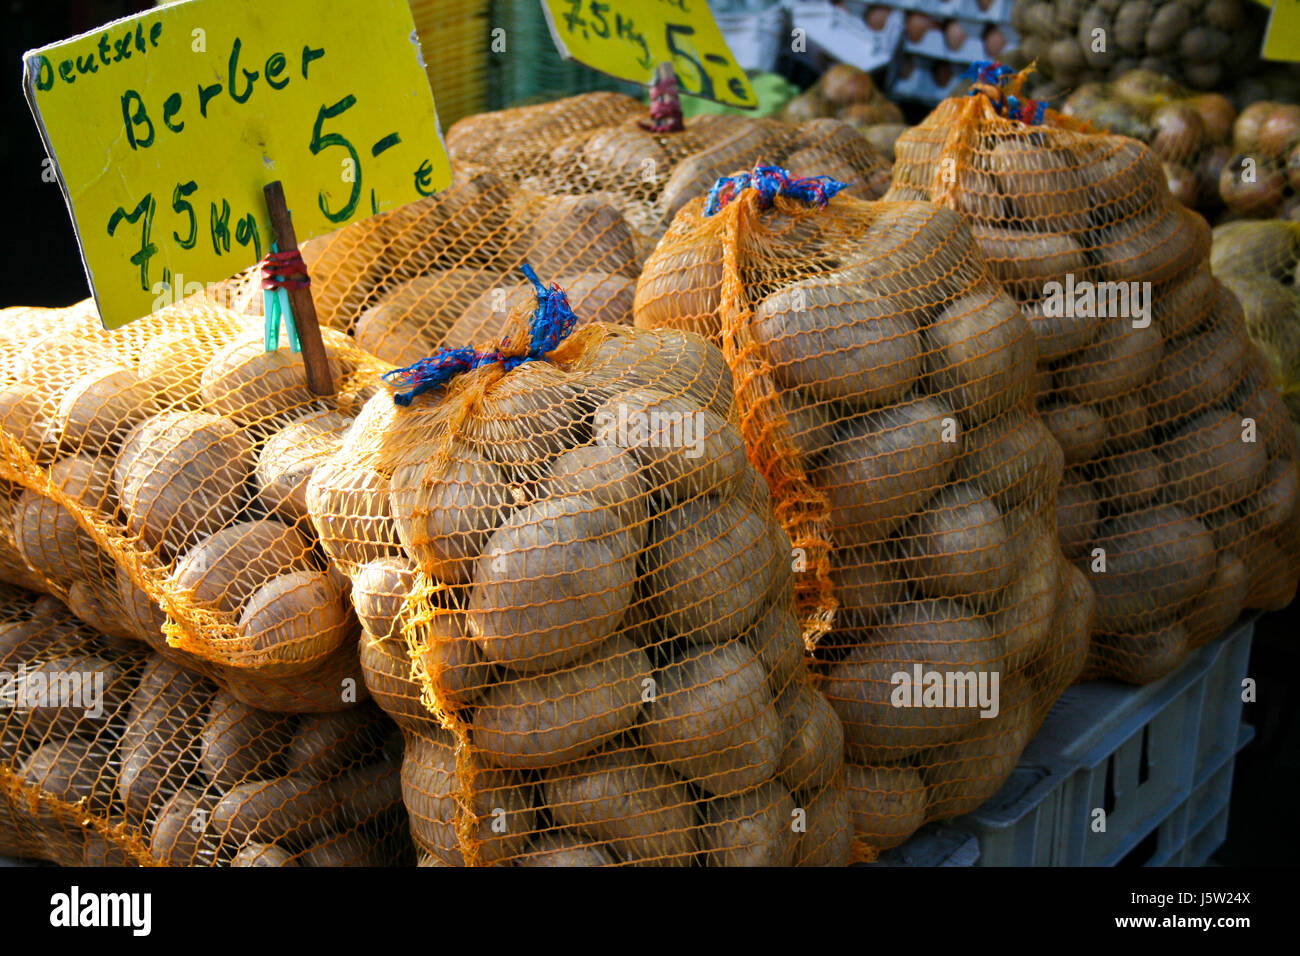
[0,299,383,709]
[633,166,1088,853]
[443,92,892,248]
[886,64,1300,683]
[312,271,852,865]
[0,583,408,866]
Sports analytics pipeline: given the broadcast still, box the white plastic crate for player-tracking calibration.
[953,618,1255,866]
[713,5,788,73]
[886,55,962,104]
[862,824,980,866]
[789,1,904,74]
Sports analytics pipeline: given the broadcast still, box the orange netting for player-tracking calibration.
[633,167,1087,850]
[0,582,408,866]
[886,69,1300,684]
[443,93,893,250]
[314,312,855,865]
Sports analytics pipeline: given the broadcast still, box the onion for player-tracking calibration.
[1258,104,1300,161]
[1233,101,1276,152]
[1163,162,1199,208]
[1189,93,1236,145]
[1219,153,1286,216]
[1150,103,1206,165]
[821,63,875,105]
[1197,145,1232,205]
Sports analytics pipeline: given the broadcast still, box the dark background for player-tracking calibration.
[0,0,1296,866]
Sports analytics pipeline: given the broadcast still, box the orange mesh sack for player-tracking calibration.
[444,92,892,247]
[633,168,1089,852]
[225,172,645,363]
[1211,220,1300,424]
[0,583,409,866]
[0,298,385,709]
[886,67,1300,684]
[311,281,854,866]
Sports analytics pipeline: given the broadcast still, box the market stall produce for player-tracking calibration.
[312,279,853,865]
[0,583,408,866]
[633,166,1087,852]
[886,65,1300,683]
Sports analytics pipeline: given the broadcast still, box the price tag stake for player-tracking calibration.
[263,181,334,397]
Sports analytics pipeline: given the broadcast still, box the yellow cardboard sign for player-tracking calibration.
[1263,0,1300,60]
[23,0,451,328]
[541,0,756,108]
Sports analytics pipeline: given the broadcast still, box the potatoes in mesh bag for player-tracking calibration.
[199,329,353,427]
[12,454,113,584]
[822,599,1006,764]
[752,277,924,406]
[47,366,162,456]
[514,195,641,280]
[843,764,928,851]
[307,455,403,571]
[926,288,1036,423]
[256,409,352,523]
[701,781,798,867]
[354,271,497,366]
[542,745,698,866]
[114,410,254,556]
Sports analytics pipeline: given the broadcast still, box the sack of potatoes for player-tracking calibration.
[442,91,893,249]
[0,582,410,866]
[0,297,387,700]
[313,277,853,865]
[1210,220,1300,425]
[632,165,1087,851]
[886,69,1300,684]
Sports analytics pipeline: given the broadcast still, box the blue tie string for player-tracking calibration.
[704,164,849,217]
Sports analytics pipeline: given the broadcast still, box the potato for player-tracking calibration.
[231,843,299,866]
[212,773,340,846]
[776,682,844,793]
[117,657,209,818]
[633,239,724,339]
[793,781,852,866]
[1183,552,1249,645]
[114,411,254,556]
[702,781,798,867]
[48,366,160,455]
[1096,449,1163,510]
[401,730,536,865]
[388,444,511,585]
[472,634,650,769]
[358,627,433,729]
[822,599,1005,763]
[901,482,1015,601]
[970,225,1087,301]
[284,709,386,781]
[9,652,130,737]
[997,519,1063,671]
[751,277,924,407]
[920,701,1032,817]
[1152,267,1216,342]
[657,120,787,219]
[1087,505,1216,631]
[13,454,113,583]
[746,602,805,696]
[642,638,779,796]
[1097,393,1150,452]
[148,788,219,866]
[1249,458,1299,532]
[1151,318,1251,421]
[515,831,617,867]
[300,221,393,332]
[413,608,491,710]
[20,737,116,825]
[594,388,746,502]
[643,495,778,644]
[518,195,640,279]
[135,320,253,404]
[199,331,350,427]
[256,409,351,523]
[1041,403,1106,465]
[586,328,734,420]
[1161,410,1268,511]
[927,290,1036,423]
[351,556,413,639]
[238,569,355,673]
[1244,536,1297,611]
[1057,469,1098,560]
[544,746,698,865]
[817,397,960,547]
[354,273,487,366]
[1090,621,1189,683]
[957,408,1063,512]
[64,579,139,645]
[1092,205,1209,285]
[1056,321,1163,405]
[306,456,403,572]
[301,831,401,867]
[990,138,1093,233]
[172,518,314,614]
[1031,561,1093,688]
[468,494,636,673]
[1082,138,1165,221]
[198,690,293,788]
[216,641,369,714]
[843,764,927,851]
[535,443,651,529]
[0,381,50,460]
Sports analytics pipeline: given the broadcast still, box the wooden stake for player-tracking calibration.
[263,180,334,396]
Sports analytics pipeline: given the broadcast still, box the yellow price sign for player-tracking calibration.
[541,0,756,108]
[23,0,451,329]
[1263,0,1300,60]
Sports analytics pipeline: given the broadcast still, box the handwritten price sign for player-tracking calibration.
[541,0,756,108]
[1262,0,1300,61]
[23,0,451,328]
